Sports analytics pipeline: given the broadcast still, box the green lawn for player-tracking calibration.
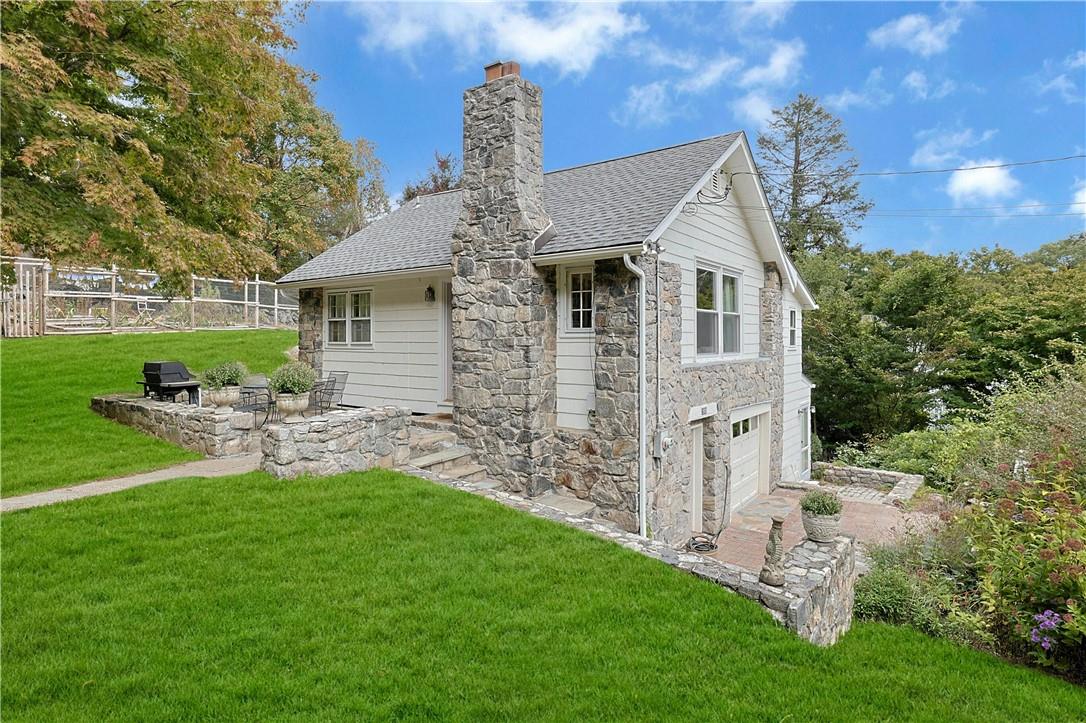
[0,330,295,497]
[3,470,1082,721]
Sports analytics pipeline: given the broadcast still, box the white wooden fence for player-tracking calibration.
[1,256,298,337]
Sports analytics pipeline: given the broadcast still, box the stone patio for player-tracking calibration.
[710,489,936,571]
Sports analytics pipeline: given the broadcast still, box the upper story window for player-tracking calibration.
[696,265,741,357]
[788,308,798,347]
[565,268,593,332]
[327,290,372,345]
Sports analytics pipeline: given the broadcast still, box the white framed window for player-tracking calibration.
[561,267,593,334]
[788,308,798,348]
[350,291,372,344]
[326,293,347,344]
[696,264,741,358]
[326,289,373,345]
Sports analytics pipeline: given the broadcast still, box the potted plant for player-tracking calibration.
[269,361,318,422]
[800,489,843,542]
[203,361,248,411]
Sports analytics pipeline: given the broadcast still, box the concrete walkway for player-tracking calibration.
[0,454,261,513]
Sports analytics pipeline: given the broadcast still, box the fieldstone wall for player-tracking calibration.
[92,394,258,457]
[451,71,556,496]
[261,406,412,479]
[298,287,323,377]
[813,462,924,504]
[647,259,785,545]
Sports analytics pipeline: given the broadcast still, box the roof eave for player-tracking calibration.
[276,263,453,289]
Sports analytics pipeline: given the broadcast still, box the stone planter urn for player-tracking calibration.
[801,511,841,543]
[206,385,241,412]
[275,392,309,423]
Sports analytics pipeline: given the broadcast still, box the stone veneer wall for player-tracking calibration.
[92,394,258,457]
[298,287,324,377]
[647,259,785,545]
[552,258,641,532]
[261,406,412,479]
[813,462,921,490]
[450,72,556,497]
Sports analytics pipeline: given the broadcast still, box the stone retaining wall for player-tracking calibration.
[813,462,924,504]
[92,394,257,457]
[261,406,413,479]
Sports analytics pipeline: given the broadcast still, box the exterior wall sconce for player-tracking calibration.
[425,285,436,303]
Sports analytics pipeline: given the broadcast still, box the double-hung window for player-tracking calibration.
[566,269,593,332]
[327,290,373,344]
[696,265,741,357]
[327,293,347,343]
[350,291,372,344]
[788,309,798,348]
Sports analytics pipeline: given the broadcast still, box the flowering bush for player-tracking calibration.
[203,361,248,389]
[269,362,317,395]
[965,454,1086,675]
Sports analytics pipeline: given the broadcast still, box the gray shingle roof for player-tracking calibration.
[279,132,741,285]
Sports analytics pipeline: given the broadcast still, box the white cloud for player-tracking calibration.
[628,39,698,71]
[1037,73,1081,104]
[738,39,805,87]
[1066,50,1086,70]
[731,91,775,129]
[868,7,965,57]
[946,159,1021,205]
[611,81,675,128]
[826,67,893,110]
[731,1,795,29]
[901,70,956,101]
[675,53,743,94]
[349,2,645,76]
[910,126,996,168]
[1074,179,1086,214]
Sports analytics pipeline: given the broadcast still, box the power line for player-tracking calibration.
[739,154,1086,178]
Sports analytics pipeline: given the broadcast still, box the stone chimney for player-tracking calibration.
[451,61,555,496]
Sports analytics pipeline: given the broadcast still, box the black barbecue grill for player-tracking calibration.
[140,361,201,404]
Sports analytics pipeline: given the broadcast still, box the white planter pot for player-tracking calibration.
[206,385,241,412]
[275,392,310,423]
[802,511,841,543]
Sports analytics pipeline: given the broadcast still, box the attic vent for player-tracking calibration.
[711,171,724,194]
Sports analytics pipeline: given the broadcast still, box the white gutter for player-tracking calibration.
[623,253,648,538]
[275,264,452,289]
[532,243,644,267]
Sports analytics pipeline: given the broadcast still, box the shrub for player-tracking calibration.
[269,362,317,395]
[831,441,878,468]
[801,490,842,516]
[964,455,1086,675]
[203,361,248,389]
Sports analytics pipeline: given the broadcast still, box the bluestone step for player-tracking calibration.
[533,492,597,518]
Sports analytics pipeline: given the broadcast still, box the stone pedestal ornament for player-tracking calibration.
[759,514,786,586]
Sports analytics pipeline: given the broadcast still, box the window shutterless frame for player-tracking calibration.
[560,266,594,335]
[325,288,373,346]
[326,292,347,344]
[695,262,742,359]
[788,308,798,348]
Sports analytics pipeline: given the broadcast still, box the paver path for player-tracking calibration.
[710,489,937,571]
[0,454,261,513]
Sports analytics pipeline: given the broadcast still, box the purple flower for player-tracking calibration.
[1041,637,1053,651]
[1030,628,1041,643]
[1033,609,1061,631]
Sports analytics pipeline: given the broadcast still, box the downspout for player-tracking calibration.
[623,253,647,537]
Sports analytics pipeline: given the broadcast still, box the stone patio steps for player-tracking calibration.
[438,463,487,483]
[533,491,597,518]
[409,429,457,454]
[405,445,474,473]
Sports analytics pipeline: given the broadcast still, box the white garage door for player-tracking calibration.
[730,414,761,510]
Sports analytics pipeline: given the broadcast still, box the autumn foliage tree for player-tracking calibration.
[1,1,380,283]
[400,151,460,203]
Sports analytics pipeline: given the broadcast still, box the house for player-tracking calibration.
[277,61,817,545]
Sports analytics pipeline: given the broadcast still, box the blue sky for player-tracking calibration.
[290,1,1086,254]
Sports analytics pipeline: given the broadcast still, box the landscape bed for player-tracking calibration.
[3,470,1083,721]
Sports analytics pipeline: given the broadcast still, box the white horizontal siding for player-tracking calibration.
[658,179,764,364]
[320,274,447,414]
[556,265,595,429]
[781,286,811,481]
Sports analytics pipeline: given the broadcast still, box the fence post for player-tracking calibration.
[110,265,117,331]
[255,274,261,329]
[189,274,196,329]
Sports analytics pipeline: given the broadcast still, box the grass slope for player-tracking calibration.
[3,470,1082,721]
[0,330,295,496]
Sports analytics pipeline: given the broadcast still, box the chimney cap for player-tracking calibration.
[484,60,521,82]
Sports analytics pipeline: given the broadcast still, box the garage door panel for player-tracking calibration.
[729,412,763,511]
